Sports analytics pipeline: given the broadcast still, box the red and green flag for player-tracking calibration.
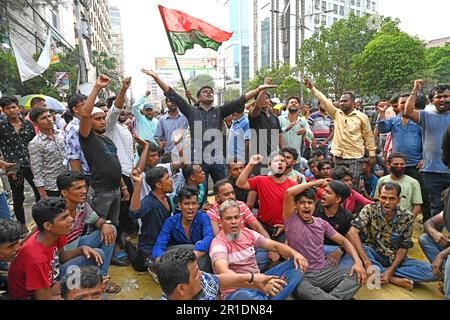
[158,5,233,55]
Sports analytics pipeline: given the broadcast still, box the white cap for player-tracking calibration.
[91,107,105,116]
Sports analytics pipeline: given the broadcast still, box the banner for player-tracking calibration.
[155,57,217,71]
[10,34,46,82]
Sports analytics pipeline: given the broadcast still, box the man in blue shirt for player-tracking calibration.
[132,91,159,144]
[377,92,431,221]
[153,186,214,272]
[126,166,173,273]
[227,111,251,162]
[404,80,450,216]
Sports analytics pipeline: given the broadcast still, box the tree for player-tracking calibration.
[91,50,120,96]
[299,14,383,98]
[426,45,450,84]
[223,88,240,101]
[353,22,428,97]
[184,74,215,96]
[246,63,309,101]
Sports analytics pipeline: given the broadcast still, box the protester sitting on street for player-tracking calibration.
[60,265,105,300]
[171,164,209,212]
[283,180,365,300]
[57,171,121,294]
[347,182,438,291]
[210,200,308,300]
[126,167,173,278]
[358,158,378,200]
[152,186,214,272]
[419,212,450,299]
[236,154,297,244]
[207,179,278,271]
[8,197,103,300]
[157,247,286,300]
[374,153,422,217]
[333,167,373,215]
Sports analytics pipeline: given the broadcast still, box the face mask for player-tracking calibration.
[390,166,405,178]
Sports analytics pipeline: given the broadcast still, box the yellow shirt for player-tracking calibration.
[311,87,376,159]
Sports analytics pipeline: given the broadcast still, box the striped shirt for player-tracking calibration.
[207,200,256,230]
[64,203,99,251]
[209,228,267,299]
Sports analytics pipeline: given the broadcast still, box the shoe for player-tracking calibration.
[104,280,122,295]
[110,255,129,267]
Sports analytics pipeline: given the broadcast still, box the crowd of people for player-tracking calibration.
[0,69,449,300]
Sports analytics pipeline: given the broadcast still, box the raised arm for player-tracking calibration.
[283,179,327,221]
[304,78,338,119]
[249,78,275,119]
[133,133,149,172]
[79,75,110,138]
[141,69,170,94]
[236,154,262,190]
[404,80,422,123]
[114,77,131,109]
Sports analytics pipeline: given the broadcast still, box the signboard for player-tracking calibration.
[155,57,217,71]
[54,72,70,90]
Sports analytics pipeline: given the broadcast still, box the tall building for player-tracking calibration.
[109,6,125,77]
[88,0,111,55]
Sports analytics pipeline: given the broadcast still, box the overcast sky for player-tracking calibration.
[109,0,450,95]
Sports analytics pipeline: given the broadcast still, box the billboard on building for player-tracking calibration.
[155,57,217,71]
[54,72,70,90]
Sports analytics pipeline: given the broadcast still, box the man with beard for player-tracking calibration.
[308,101,334,157]
[132,90,159,144]
[79,76,129,262]
[155,97,189,155]
[404,80,450,216]
[279,97,313,167]
[210,200,307,300]
[304,79,377,187]
[374,153,422,218]
[282,147,306,184]
[236,154,296,243]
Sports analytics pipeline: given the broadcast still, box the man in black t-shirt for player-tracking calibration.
[314,180,356,270]
[79,75,130,266]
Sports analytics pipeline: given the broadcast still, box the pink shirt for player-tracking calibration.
[343,189,373,214]
[209,228,267,299]
[207,200,257,230]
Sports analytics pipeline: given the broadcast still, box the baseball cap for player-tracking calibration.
[143,103,154,110]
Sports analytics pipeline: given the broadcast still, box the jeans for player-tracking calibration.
[323,245,355,269]
[88,187,121,226]
[255,248,269,273]
[405,166,431,221]
[363,245,438,282]
[422,172,450,216]
[0,192,10,220]
[8,167,40,224]
[445,258,450,300]
[200,163,226,194]
[59,248,105,280]
[226,259,303,300]
[418,233,448,266]
[77,228,116,276]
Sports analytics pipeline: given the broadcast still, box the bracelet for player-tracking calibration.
[248,272,254,283]
[121,186,128,190]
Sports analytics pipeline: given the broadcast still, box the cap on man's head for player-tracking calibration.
[196,86,214,98]
[273,104,284,111]
[143,103,154,110]
[91,107,105,116]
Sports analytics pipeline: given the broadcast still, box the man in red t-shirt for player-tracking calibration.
[236,153,297,243]
[8,197,103,300]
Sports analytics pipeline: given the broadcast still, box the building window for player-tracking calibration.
[315,14,320,24]
[372,1,376,10]
[357,0,361,6]
[356,10,360,16]
[333,17,338,23]
[367,0,371,9]
[351,0,355,5]
[339,5,344,16]
[321,15,327,25]
[351,8,355,15]
[333,4,338,14]
[315,0,320,9]
[51,11,58,29]
[321,1,327,11]
[314,27,320,35]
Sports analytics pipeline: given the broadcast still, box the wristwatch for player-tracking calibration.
[104,220,113,225]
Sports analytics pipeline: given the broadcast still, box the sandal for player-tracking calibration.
[104,280,122,294]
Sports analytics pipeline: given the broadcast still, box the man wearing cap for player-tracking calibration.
[79,76,130,266]
[132,91,159,144]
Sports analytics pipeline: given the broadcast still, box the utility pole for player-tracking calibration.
[299,0,305,104]
[74,0,87,86]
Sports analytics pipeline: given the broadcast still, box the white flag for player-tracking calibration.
[10,34,46,82]
[37,29,53,70]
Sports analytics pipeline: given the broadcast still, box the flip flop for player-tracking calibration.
[105,280,122,295]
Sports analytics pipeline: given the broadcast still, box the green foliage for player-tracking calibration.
[246,63,309,101]
[354,25,427,97]
[300,14,384,98]
[223,88,240,101]
[184,74,215,95]
[426,45,450,84]
[91,50,120,96]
